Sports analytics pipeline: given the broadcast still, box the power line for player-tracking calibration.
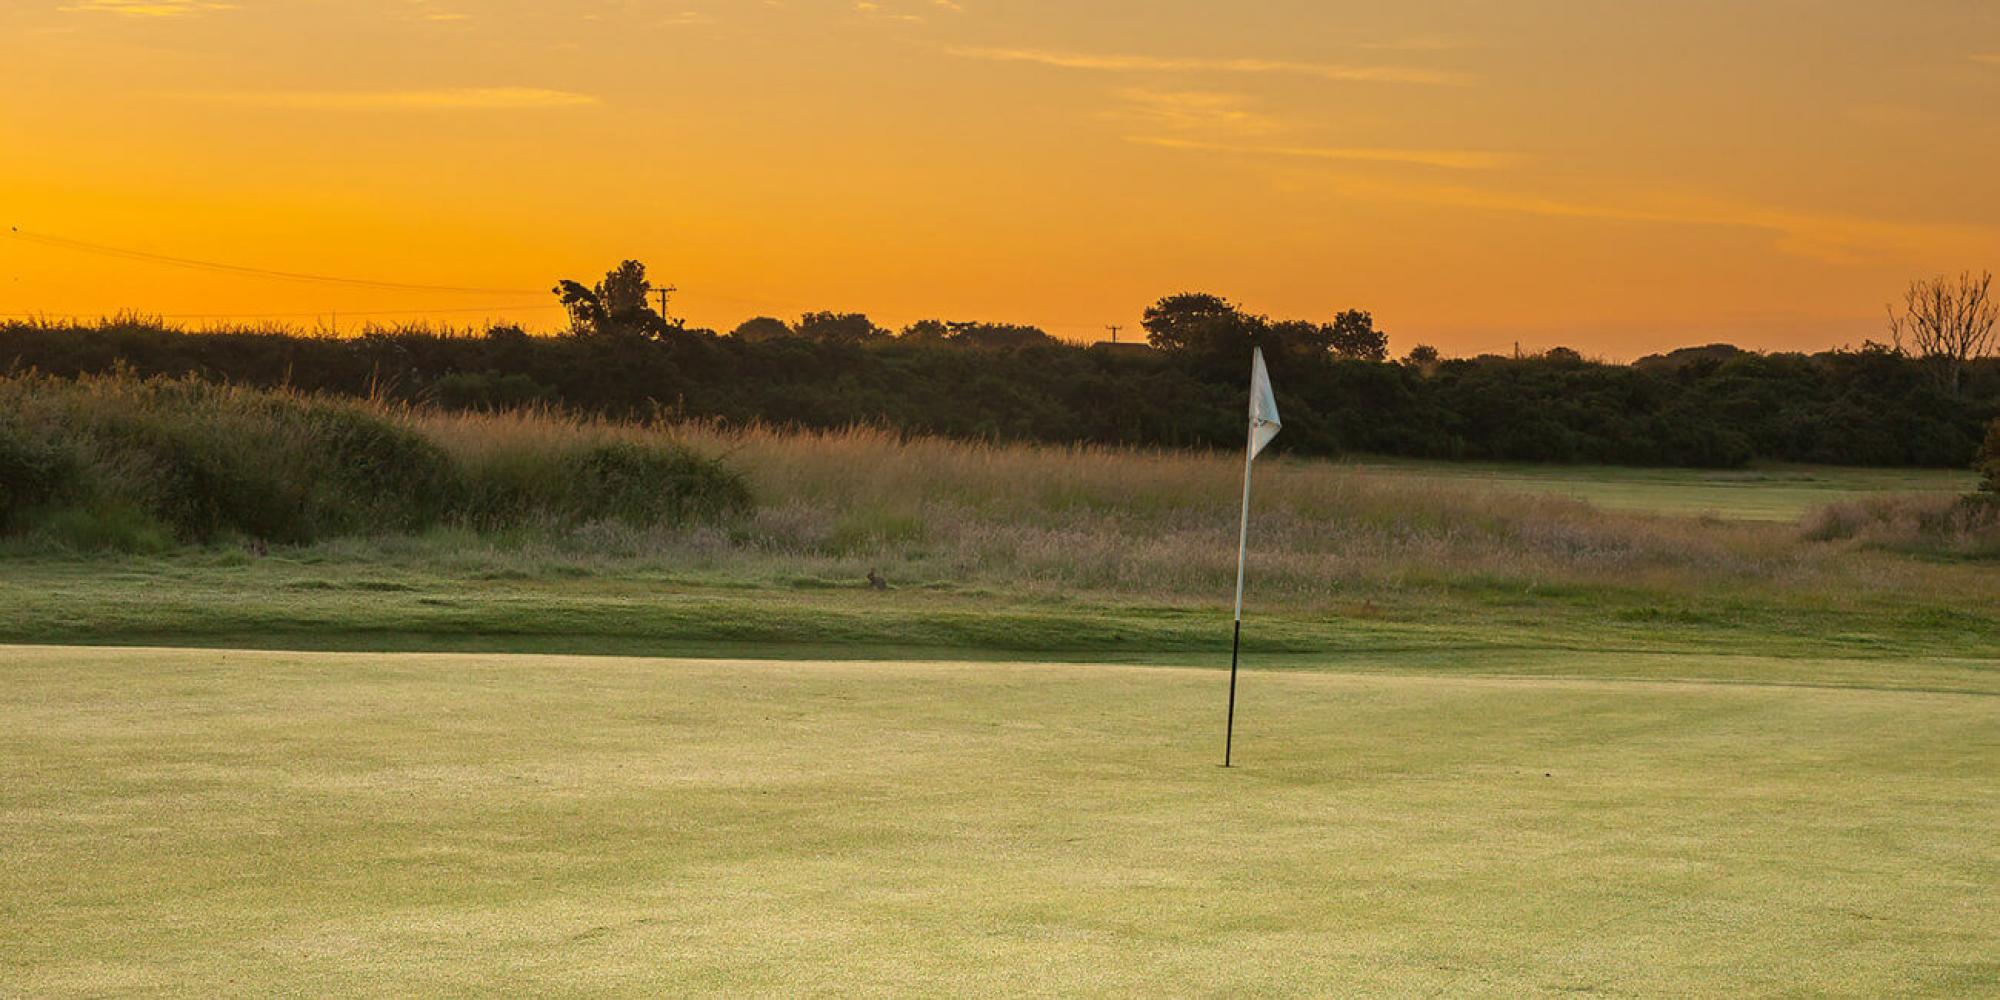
[2,226,1136,337]
[4,226,538,295]
[0,303,562,321]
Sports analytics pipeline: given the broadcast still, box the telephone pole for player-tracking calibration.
[653,287,673,319]
[1105,324,1123,344]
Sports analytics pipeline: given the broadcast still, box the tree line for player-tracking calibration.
[4,261,1996,470]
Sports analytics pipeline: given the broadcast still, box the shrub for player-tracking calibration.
[295,400,463,533]
[0,420,80,528]
[1980,416,1999,493]
[432,371,549,411]
[34,499,174,554]
[1801,492,2000,559]
[0,374,749,546]
[564,442,751,525]
[65,384,461,543]
[463,440,750,529]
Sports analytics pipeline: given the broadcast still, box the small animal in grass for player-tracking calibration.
[866,568,887,591]
[247,538,269,558]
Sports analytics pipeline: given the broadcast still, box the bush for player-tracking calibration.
[432,371,549,411]
[0,374,748,546]
[0,421,80,528]
[34,499,174,554]
[1801,492,2000,559]
[65,384,461,543]
[1980,416,1999,493]
[564,442,751,525]
[463,440,751,529]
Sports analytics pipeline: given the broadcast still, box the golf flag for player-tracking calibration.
[1224,347,1278,767]
[1249,347,1281,459]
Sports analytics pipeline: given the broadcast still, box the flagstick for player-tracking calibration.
[1224,419,1255,768]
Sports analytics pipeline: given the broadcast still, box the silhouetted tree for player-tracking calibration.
[796,311,886,345]
[1403,344,1441,375]
[947,322,1057,350]
[1143,293,1254,354]
[1633,343,1745,373]
[895,319,1054,350]
[553,280,605,335]
[1887,271,1998,396]
[553,260,676,340]
[731,316,792,342]
[1324,309,1389,361]
[1266,320,1328,359]
[599,260,652,317]
[899,319,952,345]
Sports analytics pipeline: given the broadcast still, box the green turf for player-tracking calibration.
[2,645,1993,996]
[1342,460,1978,521]
[3,551,1996,675]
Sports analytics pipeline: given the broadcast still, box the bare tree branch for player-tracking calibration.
[1886,270,1998,396]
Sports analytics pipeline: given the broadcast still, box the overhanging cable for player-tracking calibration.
[4,226,538,295]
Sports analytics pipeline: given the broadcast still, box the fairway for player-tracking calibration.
[4,646,1993,997]
[1339,460,1979,521]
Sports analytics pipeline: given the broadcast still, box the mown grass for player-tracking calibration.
[3,646,1993,996]
[3,533,1994,691]
[1338,457,1978,521]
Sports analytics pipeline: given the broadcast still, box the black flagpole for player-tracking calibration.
[1224,619,1242,767]
[1225,386,1256,767]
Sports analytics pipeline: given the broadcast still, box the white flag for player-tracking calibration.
[1249,347,1281,459]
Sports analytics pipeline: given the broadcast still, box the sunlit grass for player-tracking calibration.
[3,646,1992,996]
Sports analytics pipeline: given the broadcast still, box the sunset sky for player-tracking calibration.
[2,0,1997,358]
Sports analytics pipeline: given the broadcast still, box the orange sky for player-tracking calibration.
[2,1,1996,359]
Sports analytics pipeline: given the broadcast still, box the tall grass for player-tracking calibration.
[413,419,1976,605]
[5,373,1989,608]
[1800,492,2000,559]
[633,423,1907,601]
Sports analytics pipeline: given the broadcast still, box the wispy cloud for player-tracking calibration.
[947,46,1467,85]
[173,87,604,110]
[1109,89,1283,136]
[853,1,924,23]
[1302,172,1997,263]
[1134,135,1519,171]
[60,0,235,15]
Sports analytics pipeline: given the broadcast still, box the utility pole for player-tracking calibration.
[653,287,673,320]
[1105,324,1123,344]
